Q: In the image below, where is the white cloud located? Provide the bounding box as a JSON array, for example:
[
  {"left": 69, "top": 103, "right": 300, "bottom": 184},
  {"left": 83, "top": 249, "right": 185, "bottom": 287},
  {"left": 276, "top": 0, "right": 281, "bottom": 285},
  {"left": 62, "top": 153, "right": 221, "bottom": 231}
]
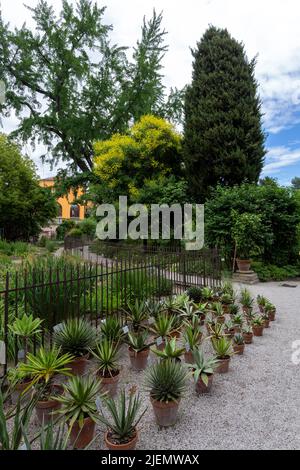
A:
[
  {"left": 1, "top": 0, "right": 300, "bottom": 175},
  {"left": 263, "top": 146, "right": 300, "bottom": 174}
]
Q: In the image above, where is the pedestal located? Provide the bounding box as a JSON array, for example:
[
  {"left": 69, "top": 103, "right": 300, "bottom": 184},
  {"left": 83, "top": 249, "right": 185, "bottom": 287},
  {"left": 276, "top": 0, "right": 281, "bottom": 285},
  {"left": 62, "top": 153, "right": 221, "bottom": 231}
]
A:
[{"left": 232, "top": 270, "right": 259, "bottom": 285}]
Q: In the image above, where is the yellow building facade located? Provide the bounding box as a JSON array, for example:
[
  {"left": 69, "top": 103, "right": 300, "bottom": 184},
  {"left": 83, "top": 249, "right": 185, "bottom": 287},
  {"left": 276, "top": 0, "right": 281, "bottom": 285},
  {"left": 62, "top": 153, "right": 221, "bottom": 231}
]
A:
[{"left": 39, "top": 177, "right": 86, "bottom": 222}]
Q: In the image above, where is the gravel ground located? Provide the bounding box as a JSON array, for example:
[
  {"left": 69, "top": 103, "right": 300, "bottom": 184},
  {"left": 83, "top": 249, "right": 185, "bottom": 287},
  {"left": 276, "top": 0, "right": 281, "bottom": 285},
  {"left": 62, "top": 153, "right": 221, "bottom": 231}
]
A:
[{"left": 6, "top": 281, "right": 300, "bottom": 450}]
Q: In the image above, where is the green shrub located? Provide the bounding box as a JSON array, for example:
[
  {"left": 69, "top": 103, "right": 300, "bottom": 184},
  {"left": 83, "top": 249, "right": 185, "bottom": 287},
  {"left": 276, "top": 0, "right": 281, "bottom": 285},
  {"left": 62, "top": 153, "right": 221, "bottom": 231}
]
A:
[
  {"left": 77, "top": 218, "right": 97, "bottom": 238},
  {"left": 0, "top": 240, "right": 31, "bottom": 257},
  {"left": 56, "top": 220, "right": 76, "bottom": 241},
  {"left": 252, "top": 261, "right": 300, "bottom": 282}
]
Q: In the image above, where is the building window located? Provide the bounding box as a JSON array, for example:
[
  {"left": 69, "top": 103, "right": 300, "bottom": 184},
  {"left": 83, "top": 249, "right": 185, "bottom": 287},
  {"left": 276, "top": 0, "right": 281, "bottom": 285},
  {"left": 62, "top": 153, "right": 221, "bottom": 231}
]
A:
[
  {"left": 70, "top": 204, "right": 80, "bottom": 219},
  {"left": 57, "top": 203, "right": 63, "bottom": 218}
]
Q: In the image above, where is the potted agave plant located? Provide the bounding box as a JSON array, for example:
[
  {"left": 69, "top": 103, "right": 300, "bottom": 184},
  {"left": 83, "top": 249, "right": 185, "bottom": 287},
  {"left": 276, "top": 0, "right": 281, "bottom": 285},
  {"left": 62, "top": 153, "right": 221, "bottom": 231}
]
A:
[
  {"left": 257, "top": 295, "right": 267, "bottom": 313},
  {"left": 252, "top": 316, "right": 264, "bottom": 337},
  {"left": 265, "top": 302, "right": 276, "bottom": 322},
  {"left": 189, "top": 348, "right": 219, "bottom": 394},
  {"left": 99, "top": 389, "right": 146, "bottom": 451},
  {"left": 240, "top": 289, "right": 254, "bottom": 315},
  {"left": 186, "top": 287, "right": 203, "bottom": 304},
  {"left": 149, "top": 313, "right": 176, "bottom": 350},
  {"left": 228, "top": 304, "right": 239, "bottom": 317},
  {"left": 243, "top": 325, "right": 254, "bottom": 344},
  {"left": 19, "top": 346, "right": 73, "bottom": 424},
  {"left": 151, "top": 337, "right": 185, "bottom": 362},
  {"left": 201, "top": 287, "right": 215, "bottom": 302},
  {"left": 232, "top": 333, "right": 245, "bottom": 355},
  {"left": 90, "top": 339, "right": 120, "bottom": 397},
  {"left": 144, "top": 359, "right": 187, "bottom": 427},
  {"left": 124, "top": 300, "right": 148, "bottom": 332},
  {"left": 53, "top": 318, "right": 97, "bottom": 376},
  {"left": 54, "top": 375, "right": 102, "bottom": 449},
  {"left": 182, "top": 320, "right": 203, "bottom": 364},
  {"left": 127, "top": 330, "right": 151, "bottom": 371},
  {"left": 211, "top": 337, "right": 234, "bottom": 374},
  {"left": 100, "top": 315, "right": 125, "bottom": 345},
  {"left": 8, "top": 313, "right": 43, "bottom": 403},
  {"left": 224, "top": 320, "right": 235, "bottom": 339},
  {"left": 262, "top": 311, "right": 270, "bottom": 329},
  {"left": 221, "top": 293, "right": 233, "bottom": 315},
  {"left": 232, "top": 313, "right": 244, "bottom": 333},
  {"left": 211, "top": 302, "right": 226, "bottom": 324}
]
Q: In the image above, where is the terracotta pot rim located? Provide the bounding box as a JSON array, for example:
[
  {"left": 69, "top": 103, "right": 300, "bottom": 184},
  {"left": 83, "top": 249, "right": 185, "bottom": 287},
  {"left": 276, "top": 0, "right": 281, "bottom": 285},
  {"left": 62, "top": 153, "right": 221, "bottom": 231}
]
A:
[
  {"left": 98, "top": 370, "right": 120, "bottom": 381},
  {"left": 68, "top": 416, "right": 94, "bottom": 428},
  {"left": 104, "top": 429, "right": 138, "bottom": 449},
  {"left": 217, "top": 356, "right": 231, "bottom": 361},
  {"left": 128, "top": 346, "right": 150, "bottom": 355},
  {"left": 36, "top": 384, "right": 64, "bottom": 407},
  {"left": 150, "top": 396, "right": 180, "bottom": 408}
]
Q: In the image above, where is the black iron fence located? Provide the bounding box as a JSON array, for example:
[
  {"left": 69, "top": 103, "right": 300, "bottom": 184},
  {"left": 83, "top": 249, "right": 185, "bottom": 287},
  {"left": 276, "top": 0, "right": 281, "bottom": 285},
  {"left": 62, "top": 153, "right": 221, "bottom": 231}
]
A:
[{"left": 0, "top": 247, "right": 221, "bottom": 375}]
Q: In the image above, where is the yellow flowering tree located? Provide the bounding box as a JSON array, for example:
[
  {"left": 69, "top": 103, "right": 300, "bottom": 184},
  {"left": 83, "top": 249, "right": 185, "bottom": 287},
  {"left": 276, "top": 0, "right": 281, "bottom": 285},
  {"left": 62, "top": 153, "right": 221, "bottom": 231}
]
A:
[{"left": 93, "top": 115, "right": 183, "bottom": 203}]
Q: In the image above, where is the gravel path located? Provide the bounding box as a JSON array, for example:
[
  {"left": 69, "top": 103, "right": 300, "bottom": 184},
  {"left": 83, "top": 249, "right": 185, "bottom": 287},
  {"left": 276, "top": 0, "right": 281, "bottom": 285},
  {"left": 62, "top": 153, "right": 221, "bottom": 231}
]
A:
[{"left": 6, "top": 281, "right": 300, "bottom": 450}]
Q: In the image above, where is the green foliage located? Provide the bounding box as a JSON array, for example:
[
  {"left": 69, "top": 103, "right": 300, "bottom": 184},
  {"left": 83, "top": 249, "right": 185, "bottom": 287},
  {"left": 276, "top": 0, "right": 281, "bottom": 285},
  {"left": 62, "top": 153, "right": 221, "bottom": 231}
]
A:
[
  {"left": 0, "top": 2, "right": 183, "bottom": 174},
  {"left": 233, "top": 333, "right": 245, "bottom": 345},
  {"left": 90, "top": 339, "right": 120, "bottom": 377},
  {"left": 205, "top": 183, "right": 300, "bottom": 266},
  {"left": 186, "top": 287, "right": 203, "bottom": 303},
  {"left": 19, "top": 346, "right": 74, "bottom": 388},
  {"left": 100, "top": 316, "right": 124, "bottom": 345},
  {"left": 252, "top": 262, "right": 300, "bottom": 282},
  {"left": 98, "top": 389, "right": 146, "bottom": 444},
  {"left": 56, "top": 220, "right": 76, "bottom": 241},
  {"left": 183, "top": 322, "right": 203, "bottom": 349},
  {"left": 232, "top": 211, "right": 264, "bottom": 259},
  {"left": 0, "top": 240, "right": 32, "bottom": 256},
  {"left": 189, "top": 348, "right": 219, "bottom": 386},
  {"left": 240, "top": 288, "right": 254, "bottom": 308},
  {"left": 54, "top": 376, "right": 102, "bottom": 428},
  {"left": 144, "top": 359, "right": 188, "bottom": 403},
  {"left": 211, "top": 336, "right": 233, "bottom": 359},
  {"left": 291, "top": 177, "right": 300, "bottom": 190},
  {"left": 151, "top": 337, "right": 185, "bottom": 361},
  {"left": 0, "top": 134, "right": 57, "bottom": 241},
  {"left": 9, "top": 314, "right": 42, "bottom": 339},
  {"left": 150, "top": 313, "right": 176, "bottom": 338},
  {"left": 127, "top": 330, "right": 150, "bottom": 353},
  {"left": 53, "top": 318, "right": 97, "bottom": 357},
  {"left": 93, "top": 115, "right": 182, "bottom": 205},
  {"left": 183, "top": 26, "right": 265, "bottom": 201},
  {"left": 123, "top": 300, "right": 148, "bottom": 332}
]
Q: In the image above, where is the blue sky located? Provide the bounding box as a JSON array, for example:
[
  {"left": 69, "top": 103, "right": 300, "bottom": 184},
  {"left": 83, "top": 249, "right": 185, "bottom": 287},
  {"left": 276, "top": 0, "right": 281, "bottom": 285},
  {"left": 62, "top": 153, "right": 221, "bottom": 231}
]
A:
[{"left": 1, "top": 0, "right": 300, "bottom": 185}]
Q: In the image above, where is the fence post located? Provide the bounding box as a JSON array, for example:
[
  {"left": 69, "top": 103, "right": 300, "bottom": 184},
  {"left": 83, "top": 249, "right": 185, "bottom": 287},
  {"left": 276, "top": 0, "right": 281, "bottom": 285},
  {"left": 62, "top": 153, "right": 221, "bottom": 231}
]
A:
[
  {"left": 183, "top": 252, "right": 187, "bottom": 290},
  {"left": 3, "top": 272, "right": 9, "bottom": 376}
]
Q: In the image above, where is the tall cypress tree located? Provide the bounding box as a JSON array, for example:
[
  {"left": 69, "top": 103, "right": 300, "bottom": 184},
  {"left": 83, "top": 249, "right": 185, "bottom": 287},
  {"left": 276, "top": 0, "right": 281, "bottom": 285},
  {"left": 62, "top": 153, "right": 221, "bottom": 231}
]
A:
[{"left": 183, "top": 26, "right": 266, "bottom": 202}]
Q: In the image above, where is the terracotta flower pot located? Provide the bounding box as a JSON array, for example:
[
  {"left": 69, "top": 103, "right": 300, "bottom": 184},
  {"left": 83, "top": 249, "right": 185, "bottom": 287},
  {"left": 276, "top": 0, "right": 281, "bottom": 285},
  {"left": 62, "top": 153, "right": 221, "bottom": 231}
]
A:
[
  {"left": 225, "top": 329, "right": 235, "bottom": 339},
  {"left": 98, "top": 370, "right": 120, "bottom": 397},
  {"left": 242, "top": 306, "right": 251, "bottom": 315},
  {"left": 150, "top": 397, "right": 180, "bottom": 427},
  {"left": 253, "top": 325, "right": 264, "bottom": 337},
  {"left": 217, "top": 316, "right": 225, "bottom": 325},
  {"left": 222, "top": 304, "right": 230, "bottom": 315},
  {"left": 259, "top": 305, "right": 265, "bottom": 313},
  {"left": 105, "top": 429, "right": 138, "bottom": 451},
  {"left": 233, "top": 343, "right": 245, "bottom": 355},
  {"left": 263, "top": 319, "right": 270, "bottom": 329},
  {"left": 243, "top": 332, "right": 253, "bottom": 344},
  {"left": 35, "top": 384, "right": 64, "bottom": 425},
  {"left": 69, "top": 417, "right": 95, "bottom": 449},
  {"left": 129, "top": 347, "right": 150, "bottom": 371},
  {"left": 184, "top": 350, "right": 194, "bottom": 364},
  {"left": 199, "top": 314, "right": 206, "bottom": 326},
  {"left": 170, "top": 330, "right": 181, "bottom": 339},
  {"left": 156, "top": 340, "right": 166, "bottom": 351},
  {"left": 236, "top": 259, "right": 251, "bottom": 272},
  {"left": 269, "top": 311, "right": 276, "bottom": 322},
  {"left": 195, "top": 374, "right": 213, "bottom": 394},
  {"left": 68, "top": 354, "right": 89, "bottom": 376},
  {"left": 11, "top": 379, "right": 32, "bottom": 405},
  {"left": 215, "top": 357, "right": 230, "bottom": 374},
  {"left": 234, "top": 326, "right": 242, "bottom": 333}
]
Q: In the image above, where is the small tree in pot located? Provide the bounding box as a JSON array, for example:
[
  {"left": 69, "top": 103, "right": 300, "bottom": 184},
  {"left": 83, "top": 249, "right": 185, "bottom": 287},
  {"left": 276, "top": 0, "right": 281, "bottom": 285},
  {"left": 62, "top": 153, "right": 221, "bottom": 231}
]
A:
[
  {"left": 99, "top": 389, "right": 147, "bottom": 451},
  {"left": 127, "top": 331, "right": 151, "bottom": 371},
  {"left": 189, "top": 348, "right": 219, "bottom": 394},
  {"left": 144, "top": 359, "right": 187, "bottom": 427},
  {"left": 19, "top": 346, "right": 73, "bottom": 424},
  {"left": 53, "top": 319, "right": 97, "bottom": 375},
  {"left": 211, "top": 337, "right": 234, "bottom": 374},
  {"left": 90, "top": 339, "right": 120, "bottom": 397},
  {"left": 54, "top": 375, "right": 102, "bottom": 449},
  {"left": 232, "top": 212, "right": 263, "bottom": 272}
]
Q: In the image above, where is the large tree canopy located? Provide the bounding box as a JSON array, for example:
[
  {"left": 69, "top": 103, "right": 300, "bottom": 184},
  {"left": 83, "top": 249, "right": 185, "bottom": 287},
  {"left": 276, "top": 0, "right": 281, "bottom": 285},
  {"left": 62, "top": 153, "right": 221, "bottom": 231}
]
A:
[
  {"left": 183, "top": 26, "right": 266, "bottom": 202},
  {"left": 0, "top": 0, "right": 184, "bottom": 175},
  {"left": 0, "top": 134, "right": 57, "bottom": 241},
  {"left": 92, "top": 114, "right": 183, "bottom": 205}
]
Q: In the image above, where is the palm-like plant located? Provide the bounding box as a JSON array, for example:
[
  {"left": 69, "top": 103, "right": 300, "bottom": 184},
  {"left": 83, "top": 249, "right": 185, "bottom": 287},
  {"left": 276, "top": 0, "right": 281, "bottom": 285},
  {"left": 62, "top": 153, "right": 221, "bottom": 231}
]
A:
[
  {"left": 257, "top": 295, "right": 268, "bottom": 308},
  {"left": 228, "top": 304, "right": 239, "bottom": 316},
  {"left": 9, "top": 314, "right": 43, "bottom": 363},
  {"left": 233, "top": 333, "right": 245, "bottom": 345},
  {"left": 144, "top": 359, "right": 188, "bottom": 403},
  {"left": 252, "top": 315, "right": 264, "bottom": 327},
  {"left": 151, "top": 337, "right": 185, "bottom": 361},
  {"left": 201, "top": 287, "right": 214, "bottom": 301},
  {"left": 211, "top": 302, "right": 224, "bottom": 318},
  {"left": 146, "top": 300, "right": 164, "bottom": 318},
  {"left": 100, "top": 315, "right": 124, "bottom": 344},
  {"left": 183, "top": 324, "right": 203, "bottom": 350},
  {"left": 207, "top": 322, "right": 225, "bottom": 340},
  {"left": 127, "top": 330, "right": 151, "bottom": 353},
  {"left": 233, "top": 313, "right": 244, "bottom": 327},
  {"left": 19, "top": 346, "right": 73, "bottom": 393},
  {"left": 53, "top": 318, "right": 97, "bottom": 357},
  {"left": 240, "top": 288, "right": 254, "bottom": 309},
  {"left": 98, "top": 389, "right": 146, "bottom": 444},
  {"left": 124, "top": 300, "right": 148, "bottom": 331},
  {"left": 90, "top": 339, "right": 119, "bottom": 378},
  {"left": 211, "top": 337, "right": 234, "bottom": 359},
  {"left": 54, "top": 376, "right": 102, "bottom": 429},
  {"left": 149, "top": 313, "right": 176, "bottom": 339},
  {"left": 189, "top": 348, "right": 219, "bottom": 386}
]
